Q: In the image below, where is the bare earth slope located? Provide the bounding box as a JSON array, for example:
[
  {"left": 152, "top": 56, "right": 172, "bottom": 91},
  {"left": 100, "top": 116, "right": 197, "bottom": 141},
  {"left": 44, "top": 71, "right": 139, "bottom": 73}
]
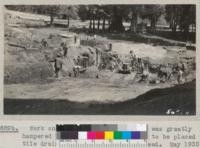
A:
[{"left": 4, "top": 81, "right": 195, "bottom": 115}]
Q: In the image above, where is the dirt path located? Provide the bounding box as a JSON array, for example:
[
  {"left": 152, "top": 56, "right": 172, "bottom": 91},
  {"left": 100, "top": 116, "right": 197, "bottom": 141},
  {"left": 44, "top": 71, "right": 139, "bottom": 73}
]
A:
[
  {"left": 5, "top": 73, "right": 171, "bottom": 102},
  {"left": 140, "top": 34, "right": 195, "bottom": 48},
  {"left": 112, "top": 41, "right": 167, "bottom": 60}
]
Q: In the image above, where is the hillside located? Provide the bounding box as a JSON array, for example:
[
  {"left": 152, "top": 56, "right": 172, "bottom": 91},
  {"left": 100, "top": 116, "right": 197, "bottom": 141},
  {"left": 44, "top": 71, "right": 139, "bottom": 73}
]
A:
[{"left": 4, "top": 80, "right": 196, "bottom": 115}]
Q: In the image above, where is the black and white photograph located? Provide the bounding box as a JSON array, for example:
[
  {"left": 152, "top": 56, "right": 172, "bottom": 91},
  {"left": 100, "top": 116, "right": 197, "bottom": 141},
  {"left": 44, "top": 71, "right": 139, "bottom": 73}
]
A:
[{"left": 3, "top": 4, "right": 196, "bottom": 115}]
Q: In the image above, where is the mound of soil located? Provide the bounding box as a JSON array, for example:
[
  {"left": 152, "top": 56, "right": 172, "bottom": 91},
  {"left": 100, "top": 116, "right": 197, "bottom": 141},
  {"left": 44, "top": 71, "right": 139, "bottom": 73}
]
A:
[{"left": 5, "top": 62, "right": 54, "bottom": 84}]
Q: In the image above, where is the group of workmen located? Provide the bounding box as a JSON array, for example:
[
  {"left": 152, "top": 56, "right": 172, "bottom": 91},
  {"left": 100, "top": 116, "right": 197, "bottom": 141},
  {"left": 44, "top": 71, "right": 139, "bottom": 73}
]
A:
[
  {"left": 48, "top": 41, "right": 82, "bottom": 78},
  {"left": 48, "top": 42, "right": 69, "bottom": 78},
  {"left": 45, "top": 36, "right": 185, "bottom": 84},
  {"left": 128, "top": 50, "right": 185, "bottom": 84}
]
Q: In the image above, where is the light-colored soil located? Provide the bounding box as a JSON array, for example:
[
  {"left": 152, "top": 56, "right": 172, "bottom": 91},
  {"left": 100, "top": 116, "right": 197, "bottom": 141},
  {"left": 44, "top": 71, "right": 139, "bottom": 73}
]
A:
[
  {"left": 5, "top": 73, "right": 171, "bottom": 102},
  {"left": 4, "top": 9, "right": 196, "bottom": 104}
]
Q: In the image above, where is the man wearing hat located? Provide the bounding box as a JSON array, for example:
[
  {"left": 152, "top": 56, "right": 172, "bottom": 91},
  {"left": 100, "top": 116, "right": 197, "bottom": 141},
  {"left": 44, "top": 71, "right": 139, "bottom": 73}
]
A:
[{"left": 49, "top": 52, "right": 63, "bottom": 78}]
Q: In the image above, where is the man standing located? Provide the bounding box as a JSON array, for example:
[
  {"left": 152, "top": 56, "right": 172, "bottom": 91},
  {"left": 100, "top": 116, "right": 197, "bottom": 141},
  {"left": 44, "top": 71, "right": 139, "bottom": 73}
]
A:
[
  {"left": 61, "top": 42, "right": 68, "bottom": 57},
  {"left": 41, "top": 39, "right": 48, "bottom": 47},
  {"left": 73, "top": 66, "right": 80, "bottom": 77},
  {"left": 77, "top": 56, "right": 81, "bottom": 66},
  {"left": 139, "top": 68, "right": 149, "bottom": 83},
  {"left": 130, "top": 50, "right": 136, "bottom": 69},
  {"left": 74, "top": 35, "right": 77, "bottom": 44},
  {"left": 49, "top": 53, "right": 63, "bottom": 78},
  {"left": 177, "top": 68, "right": 183, "bottom": 84}
]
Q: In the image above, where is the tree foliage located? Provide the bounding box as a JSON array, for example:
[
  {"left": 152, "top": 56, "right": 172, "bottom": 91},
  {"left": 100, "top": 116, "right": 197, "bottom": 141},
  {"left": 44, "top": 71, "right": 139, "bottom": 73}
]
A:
[
  {"left": 6, "top": 4, "right": 196, "bottom": 34},
  {"left": 165, "top": 5, "right": 196, "bottom": 34},
  {"left": 142, "top": 5, "right": 165, "bottom": 28}
]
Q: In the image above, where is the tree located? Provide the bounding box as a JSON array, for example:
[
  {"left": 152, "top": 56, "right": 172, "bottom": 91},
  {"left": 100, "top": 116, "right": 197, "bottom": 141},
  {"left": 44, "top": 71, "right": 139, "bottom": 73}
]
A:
[
  {"left": 142, "top": 5, "right": 165, "bottom": 29},
  {"left": 102, "top": 12, "right": 106, "bottom": 31},
  {"left": 179, "top": 5, "right": 195, "bottom": 36},
  {"left": 92, "top": 10, "right": 96, "bottom": 30},
  {"left": 129, "top": 5, "right": 143, "bottom": 32},
  {"left": 165, "top": 4, "right": 196, "bottom": 36},
  {"left": 78, "top": 5, "right": 106, "bottom": 31},
  {"left": 108, "top": 5, "right": 127, "bottom": 32},
  {"left": 58, "top": 5, "right": 79, "bottom": 27},
  {"left": 165, "top": 5, "right": 181, "bottom": 33},
  {"left": 89, "top": 11, "right": 92, "bottom": 30},
  {"left": 78, "top": 5, "right": 89, "bottom": 21},
  {"left": 97, "top": 10, "right": 101, "bottom": 31},
  {"left": 100, "top": 5, "right": 112, "bottom": 31},
  {"left": 42, "top": 5, "right": 60, "bottom": 26},
  {"left": 67, "top": 7, "right": 71, "bottom": 26},
  {"left": 87, "top": 5, "right": 97, "bottom": 31}
]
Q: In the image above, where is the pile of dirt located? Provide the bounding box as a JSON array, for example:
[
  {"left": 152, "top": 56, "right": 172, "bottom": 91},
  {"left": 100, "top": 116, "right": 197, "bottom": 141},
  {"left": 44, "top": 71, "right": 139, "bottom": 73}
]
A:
[
  {"left": 5, "top": 27, "right": 37, "bottom": 48},
  {"left": 81, "top": 66, "right": 137, "bottom": 86},
  {"left": 5, "top": 62, "right": 54, "bottom": 84},
  {"left": 5, "top": 10, "right": 48, "bottom": 28},
  {"left": 4, "top": 27, "right": 55, "bottom": 84},
  {"left": 80, "top": 37, "right": 110, "bottom": 51},
  {"left": 5, "top": 23, "right": 100, "bottom": 83}
]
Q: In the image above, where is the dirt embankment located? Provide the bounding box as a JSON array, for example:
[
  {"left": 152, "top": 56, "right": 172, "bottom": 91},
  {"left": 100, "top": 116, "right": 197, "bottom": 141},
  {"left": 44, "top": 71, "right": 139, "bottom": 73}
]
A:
[
  {"left": 5, "top": 27, "right": 53, "bottom": 84},
  {"left": 4, "top": 25, "right": 100, "bottom": 84},
  {"left": 4, "top": 80, "right": 195, "bottom": 115}
]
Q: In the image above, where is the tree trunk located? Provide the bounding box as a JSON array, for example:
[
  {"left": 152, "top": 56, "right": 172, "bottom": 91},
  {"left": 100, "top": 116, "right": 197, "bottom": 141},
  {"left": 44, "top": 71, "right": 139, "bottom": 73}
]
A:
[
  {"left": 92, "top": 17, "right": 95, "bottom": 30},
  {"left": 97, "top": 17, "right": 100, "bottom": 31},
  {"left": 182, "top": 5, "right": 191, "bottom": 40},
  {"left": 172, "top": 20, "right": 177, "bottom": 33},
  {"left": 108, "top": 19, "right": 111, "bottom": 26},
  {"left": 130, "top": 11, "right": 138, "bottom": 33},
  {"left": 150, "top": 17, "right": 156, "bottom": 31},
  {"left": 191, "top": 24, "right": 193, "bottom": 32},
  {"left": 183, "top": 23, "right": 190, "bottom": 40},
  {"left": 102, "top": 16, "right": 106, "bottom": 31},
  {"left": 67, "top": 16, "right": 70, "bottom": 27},
  {"left": 108, "top": 15, "right": 124, "bottom": 32},
  {"left": 172, "top": 26, "right": 177, "bottom": 33},
  {"left": 89, "top": 17, "right": 92, "bottom": 30},
  {"left": 108, "top": 7, "right": 125, "bottom": 32},
  {"left": 171, "top": 6, "right": 177, "bottom": 34},
  {"left": 50, "top": 15, "right": 54, "bottom": 26}
]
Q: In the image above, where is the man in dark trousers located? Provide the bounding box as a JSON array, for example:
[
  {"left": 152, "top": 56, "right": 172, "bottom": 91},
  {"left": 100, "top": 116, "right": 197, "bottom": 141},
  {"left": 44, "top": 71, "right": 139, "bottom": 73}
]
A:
[
  {"left": 61, "top": 42, "right": 68, "bottom": 57},
  {"left": 49, "top": 53, "right": 63, "bottom": 78},
  {"left": 130, "top": 50, "right": 136, "bottom": 69}
]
